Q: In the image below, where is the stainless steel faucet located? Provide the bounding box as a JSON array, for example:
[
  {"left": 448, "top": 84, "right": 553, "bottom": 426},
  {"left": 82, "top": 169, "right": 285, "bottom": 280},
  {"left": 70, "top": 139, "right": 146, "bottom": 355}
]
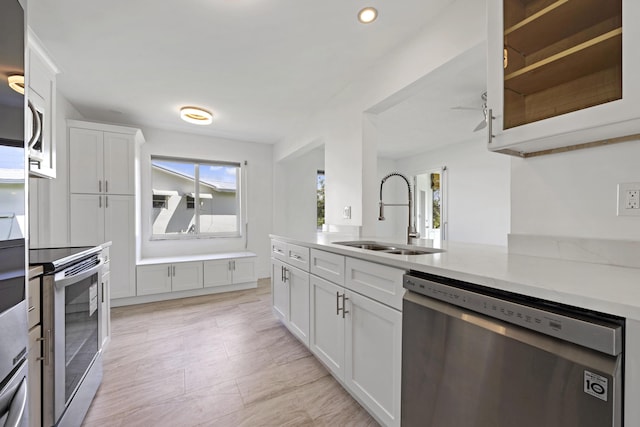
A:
[{"left": 378, "top": 172, "right": 420, "bottom": 244}]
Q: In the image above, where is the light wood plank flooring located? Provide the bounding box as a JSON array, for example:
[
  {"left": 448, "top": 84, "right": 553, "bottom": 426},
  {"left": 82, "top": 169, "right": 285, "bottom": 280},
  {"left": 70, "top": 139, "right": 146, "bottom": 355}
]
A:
[{"left": 82, "top": 279, "right": 379, "bottom": 426}]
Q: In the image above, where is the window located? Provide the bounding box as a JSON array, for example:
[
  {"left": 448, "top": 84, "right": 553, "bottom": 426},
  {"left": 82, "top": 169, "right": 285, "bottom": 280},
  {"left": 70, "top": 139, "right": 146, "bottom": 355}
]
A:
[
  {"left": 317, "top": 170, "right": 325, "bottom": 230},
  {"left": 150, "top": 156, "right": 242, "bottom": 238}
]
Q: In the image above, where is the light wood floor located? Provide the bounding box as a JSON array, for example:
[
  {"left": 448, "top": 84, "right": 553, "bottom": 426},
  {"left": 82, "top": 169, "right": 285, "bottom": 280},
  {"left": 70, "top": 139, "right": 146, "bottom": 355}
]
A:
[{"left": 82, "top": 279, "right": 379, "bottom": 426}]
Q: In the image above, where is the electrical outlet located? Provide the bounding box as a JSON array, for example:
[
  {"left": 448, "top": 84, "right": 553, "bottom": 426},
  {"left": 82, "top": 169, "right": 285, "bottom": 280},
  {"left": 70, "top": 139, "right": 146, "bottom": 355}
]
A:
[
  {"left": 617, "top": 183, "right": 640, "bottom": 216},
  {"left": 343, "top": 206, "right": 351, "bottom": 219}
]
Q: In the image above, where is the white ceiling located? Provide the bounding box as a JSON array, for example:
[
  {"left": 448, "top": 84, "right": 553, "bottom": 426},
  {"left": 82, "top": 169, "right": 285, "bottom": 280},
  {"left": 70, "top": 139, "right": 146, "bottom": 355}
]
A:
[
  {"left": 373, "top": 44, "right": 487, "bottom": 159},
  {"left": 29, "top": 0, "right": 458, "bottom": 147}
]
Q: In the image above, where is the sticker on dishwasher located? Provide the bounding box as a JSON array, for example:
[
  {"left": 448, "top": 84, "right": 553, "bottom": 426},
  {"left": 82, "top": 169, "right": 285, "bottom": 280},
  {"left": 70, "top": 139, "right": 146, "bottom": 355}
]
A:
[{"left": 584, "top": 370, "right": 608, "bottom": 401}]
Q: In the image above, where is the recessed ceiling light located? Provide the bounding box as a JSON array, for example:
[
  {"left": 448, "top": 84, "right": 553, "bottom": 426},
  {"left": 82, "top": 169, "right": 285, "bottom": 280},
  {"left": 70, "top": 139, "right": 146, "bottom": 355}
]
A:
[
  {"left": 358, "top": 7, "right": 378, "bottom": 24},
  {"left": 180, "top": 106, "right": 213, "bottom": 125},
  {"left": 8, "top": 75, "right": 25, "bottom": 94}
]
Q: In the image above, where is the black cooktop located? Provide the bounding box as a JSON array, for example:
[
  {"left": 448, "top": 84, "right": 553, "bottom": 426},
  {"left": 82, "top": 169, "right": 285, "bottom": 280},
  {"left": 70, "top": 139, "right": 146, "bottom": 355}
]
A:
[{"left": 29, "top": 246, "right": 102, "bottom": 273}]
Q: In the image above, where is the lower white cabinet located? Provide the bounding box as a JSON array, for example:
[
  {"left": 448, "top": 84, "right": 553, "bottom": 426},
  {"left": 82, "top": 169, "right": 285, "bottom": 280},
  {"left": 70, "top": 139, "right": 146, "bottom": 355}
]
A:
[
  {"left": 137, "top": 261, "right": 203, "bottom": 295},
  {"left": 272, "top": 258, "right": 310, "bottom": 345},
  {"left": 204, "top": 257, "right": 256, "bottom": 287},
  {"left": 309, "top": 267, "right": 402, "bottom": 427}
]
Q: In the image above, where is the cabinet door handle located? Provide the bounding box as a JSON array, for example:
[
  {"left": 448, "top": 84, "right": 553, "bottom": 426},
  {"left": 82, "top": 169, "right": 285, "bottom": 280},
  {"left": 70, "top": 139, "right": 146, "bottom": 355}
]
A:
[
  {"left": 172, "top": 266, "right": 176, "bottom": 276},
  {"left": 487, "top": 108, "right": 495, "bottom": 145},
  {"left": 105, "top": 180, "right": 109, "bottom": 193},
  {"left": 233, "top": 260, "right": 236, "bottom": 270},
  {"left": 105, "top": 195, "right": 109, "bottom": 208},
  {"left": 99, "top": 180, "right": 102, "bottom": 192},
  {"left": 98, "top": 196, "right": 102, "bottom": 208},
  {"left": 168, "top": 266, "right": 171, "bottom": 277},
  {"left": 336, "top": 291, "right": 340, "bottom": 316},
  {"left": 38, "top": 330, "right": 51, "bottom": 366},
  {"left": 283, "top": 267, "right": 289, "bottom": 283},
  {"left": 342, "top": 293, "right": 349, "bottom": 319},
  {"left": 102, "top": 282, "right": 105, "bottom": 303}
]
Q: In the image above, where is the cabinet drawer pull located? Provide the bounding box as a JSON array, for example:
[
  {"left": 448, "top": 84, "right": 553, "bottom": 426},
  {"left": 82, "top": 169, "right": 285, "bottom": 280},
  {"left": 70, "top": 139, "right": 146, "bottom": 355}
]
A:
[
  {"left": 105, "top": 180, "right": 109, "bottom": 193},
  {"left": 342, "top": 293, "right": 349, "bottom": 319},
  {"left": 28, "top": 306, "right": 36, "bottom": 313},
  {"left": 291, "top": 254, "right": 302, "bottom": 260},
  {"left": 106, "top": 195, "right": 109, "bottom": 208},
  {"left": 487, "top": 108, "right": 495, "bottom": 145},
  {"left": 98, "top": 196, "right": 102, "bottom": 208},
  {"left": 168, "top": 266, "right": 171, "bottom": 277},
  {"left": 336, "top": 291, "right": 340, "bottom": 315},
  {"left": 99, "top": 180, "right": 102, "bottom": 192}
]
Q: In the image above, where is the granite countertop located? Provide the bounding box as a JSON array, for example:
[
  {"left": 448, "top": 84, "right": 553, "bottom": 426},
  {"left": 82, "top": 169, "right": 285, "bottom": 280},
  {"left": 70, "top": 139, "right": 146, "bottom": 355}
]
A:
[{"left": 271, "top": 233, "right": 640, "bottom": 320}]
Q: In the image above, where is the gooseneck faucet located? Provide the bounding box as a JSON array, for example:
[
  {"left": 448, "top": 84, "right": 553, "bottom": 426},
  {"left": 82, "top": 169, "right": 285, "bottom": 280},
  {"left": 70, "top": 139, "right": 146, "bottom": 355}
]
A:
[{"left": 378, "top": 172, "right": 420, "bottom": 244}]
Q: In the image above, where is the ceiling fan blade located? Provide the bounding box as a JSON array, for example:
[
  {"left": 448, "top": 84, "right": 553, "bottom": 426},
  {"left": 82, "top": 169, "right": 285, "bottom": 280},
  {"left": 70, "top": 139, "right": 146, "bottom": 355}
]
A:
[{"left": 473, "top": 119, "right": 487, "bottom": 132}]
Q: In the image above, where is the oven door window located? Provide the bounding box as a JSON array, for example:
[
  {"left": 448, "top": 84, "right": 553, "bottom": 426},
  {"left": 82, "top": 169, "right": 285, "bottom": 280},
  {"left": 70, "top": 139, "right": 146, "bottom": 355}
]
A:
[{"left": 65, "top": 272, "right": 99, "bottom": 402}]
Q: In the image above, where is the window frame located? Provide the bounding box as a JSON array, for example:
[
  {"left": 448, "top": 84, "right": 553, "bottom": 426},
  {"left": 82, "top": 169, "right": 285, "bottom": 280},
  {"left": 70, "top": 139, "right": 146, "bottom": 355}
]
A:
[{"left": 149, "top": 155, "right": 243, "bottom": 240}]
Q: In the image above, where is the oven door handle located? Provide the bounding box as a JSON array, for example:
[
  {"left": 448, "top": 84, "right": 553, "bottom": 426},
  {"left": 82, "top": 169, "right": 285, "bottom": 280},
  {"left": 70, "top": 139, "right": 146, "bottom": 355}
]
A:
[
  {"left": 0, "top": 376, "right": 27, "bottom": 427},
  {"left": 54, "top": 258, "right": 105, "bottom": 290}
]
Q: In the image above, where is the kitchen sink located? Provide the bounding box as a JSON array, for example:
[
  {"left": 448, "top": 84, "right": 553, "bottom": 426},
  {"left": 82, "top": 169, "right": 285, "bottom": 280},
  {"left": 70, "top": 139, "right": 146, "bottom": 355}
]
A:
[{"left": 333, "top": 241, "right": 444, "bottom": 255}]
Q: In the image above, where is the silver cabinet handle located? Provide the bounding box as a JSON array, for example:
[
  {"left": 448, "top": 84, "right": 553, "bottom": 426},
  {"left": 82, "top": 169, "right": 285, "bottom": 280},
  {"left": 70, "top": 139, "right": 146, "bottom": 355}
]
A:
[
  {"left": 172, "top": 266, "right": 176, "bottom": 276},
  {"left": 168, "top": 266, "right": 171, "bottom": 277},
  {"left": 336, "top": 291, "right": 340, "bottom": 316},
  {"left": 99, "top": 180, "right": 102, "bottom": 192},
  {"left": 342, "top": 293, "right": 349, "bottom": 318},
  {"left": 283, "top": 267, "right": 289, "bottom": 283},
  {"left": 233, "top": 260, "right": 236, "bottom": 270},
  {"left": 38, "top": 329, "right": 51, "bottom": 366},
  {"left": 98, "top": 196, "right": 102, "bottom": 208},
  {"left": 487, "top": 108, "right": 495, "bottom": 145},
  {"left": 105, "top": 195, "right": 109, "bottom": 208},
  {"left": 102, "top": 282, "right": 105, "bottom": 303},
  {"left": 105, "top": 180, "right": 109, "bottom": 193},
  {"left": 281, "top": 265, "right": 284, "bottom": 282},
  {"left": 27, "top": 101, "right": 41, "bottom": 150},
  {"left": 292, "top": 254, "right": 302, "bottom": 260}
]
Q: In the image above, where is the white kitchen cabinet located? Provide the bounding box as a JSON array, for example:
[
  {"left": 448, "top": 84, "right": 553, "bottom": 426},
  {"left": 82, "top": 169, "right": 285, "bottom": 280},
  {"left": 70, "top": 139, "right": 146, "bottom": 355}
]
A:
[
  {"left": 345, "top": 290, "right": 402, "bottom": 427},
  {"left": 271, "top": 257, "right": 311, "bottom": 345},
  {"left": 346, "top": 257, "right": 405, "bottom": 311},
  {"left": 309, "top": 275, "right": 345, "bottom": 378},
  {"left": 137, "top": 261, "right": 203, "bottom": 296},
  {"left": 487, "top": 0, "right": 640, "bottom": 156},
  {"left": 28, "top": 325, "right": 42, "bottom": 427},
  {"left": 68, "top": 128, "right": 135, "bottom": 195},
  {"left": 70, "top": 194, "right": 136, "bottom": 299},
  {"left": 203, "top": 257, "right": 256, "bottom": 288},
  {"left": 310, "top": 248, "right": 345, "bottom": 286},
  {"left": 272, "top": 259, "right": 288, "bottom": 322},
  {"left": 100, "top": 246, "right": 111, "bottom": 349},
  {"left": 27, "top": 30, "right": 59, "bottom": 179}
]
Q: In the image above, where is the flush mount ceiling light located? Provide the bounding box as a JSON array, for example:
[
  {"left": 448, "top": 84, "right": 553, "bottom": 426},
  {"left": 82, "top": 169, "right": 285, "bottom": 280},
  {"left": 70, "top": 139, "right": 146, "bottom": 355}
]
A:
[
  {"left": 8, "top": 74, "right": 25, "bottom": 94},
  {"left": 358, "top": 7, "right": 378, "bottom": 24},
  {"left": 180, "top": 106, "right": 213, "bottom": 125}
]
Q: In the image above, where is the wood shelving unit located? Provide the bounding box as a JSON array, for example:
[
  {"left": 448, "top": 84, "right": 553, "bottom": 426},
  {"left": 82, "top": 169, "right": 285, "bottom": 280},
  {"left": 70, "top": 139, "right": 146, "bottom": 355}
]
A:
[{"left": 502, "top": 0, "right": 622, "bottom": 129}]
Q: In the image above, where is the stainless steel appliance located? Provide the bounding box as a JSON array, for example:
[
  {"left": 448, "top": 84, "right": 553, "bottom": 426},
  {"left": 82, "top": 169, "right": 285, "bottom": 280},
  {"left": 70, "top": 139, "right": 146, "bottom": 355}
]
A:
[
  {"left": 0, "top": 241, "right": 28, "bottom": 427},
  {"left": 31, "top": 246, "right": 104, "bottom": 427},
  {"left": 402, "top": 271, "right": 624, "bottom": 427},
  {"left": 0, "top": 0, "right": 28, "bottom": 425}
]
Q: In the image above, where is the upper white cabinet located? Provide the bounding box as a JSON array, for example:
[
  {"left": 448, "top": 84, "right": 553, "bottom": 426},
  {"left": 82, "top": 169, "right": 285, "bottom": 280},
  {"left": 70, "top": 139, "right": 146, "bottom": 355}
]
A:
[
  {"left": 487, "top": 0, "right": 640, "bottom": 156},
  {"left": 69, "top": 126, "right": 137, "bottom": 195},
  {"left": 27, "top": 30, "right": 59, "bottom": 178}
]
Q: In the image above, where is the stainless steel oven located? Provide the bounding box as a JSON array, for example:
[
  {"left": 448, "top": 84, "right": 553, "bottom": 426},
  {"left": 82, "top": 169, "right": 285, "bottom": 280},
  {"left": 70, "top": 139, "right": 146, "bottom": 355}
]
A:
[
  {"left": 0, "top": 240, "right": 28, "bottom": 427},
  {"left": 36, "top": 246, "right": 104, "bottom": 427},
  {"left": 402, "top": 271, "right": 624, "bottom": 427}
]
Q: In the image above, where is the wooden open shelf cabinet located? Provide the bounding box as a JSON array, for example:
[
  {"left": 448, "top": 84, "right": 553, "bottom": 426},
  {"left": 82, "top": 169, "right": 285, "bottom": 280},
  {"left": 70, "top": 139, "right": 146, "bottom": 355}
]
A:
[{"left": 503, "top": 0, "right": 622, "bottom": 129}]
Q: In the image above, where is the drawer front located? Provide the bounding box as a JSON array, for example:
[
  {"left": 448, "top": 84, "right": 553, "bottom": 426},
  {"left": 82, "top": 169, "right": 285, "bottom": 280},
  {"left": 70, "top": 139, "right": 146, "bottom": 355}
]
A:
[
  {"left": 286, "top": 243, "right": 310, "bottom": 271},
  {"left": 271, "top": 239, "right": 287, "bottom": 262},
  {"left": 310, "top": 249, "right": 345, "bottom": 286},
  {"left": 28, "top": 277, "right": 41, "bottom": 329},
  {"left": 346, "top": 258, "right": 405, "bottom": 311}
]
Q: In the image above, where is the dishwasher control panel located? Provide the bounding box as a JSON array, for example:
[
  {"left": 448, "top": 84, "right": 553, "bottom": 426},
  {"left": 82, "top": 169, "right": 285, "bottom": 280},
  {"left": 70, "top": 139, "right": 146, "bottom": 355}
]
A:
[{"left": 403, "top": 274, "right": 622, "bottom": 356}]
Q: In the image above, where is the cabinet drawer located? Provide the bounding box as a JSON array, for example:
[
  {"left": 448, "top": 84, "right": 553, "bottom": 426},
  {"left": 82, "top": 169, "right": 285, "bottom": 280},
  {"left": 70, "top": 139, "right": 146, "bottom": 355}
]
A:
[
  {"left": 310, "top": 249, "right": 345, "bottom": 286},
  {"left": 346, "top": 258, "right": 405, "bottom": 311},
  {"left": 28, "top": 277, "right": 41, "bottom": 329},
  {"left": 286, "top": 243, "right": 310, "bottom": 271},
  {"left": 272, "top": 240, "right": 287, "bottom": 262}
]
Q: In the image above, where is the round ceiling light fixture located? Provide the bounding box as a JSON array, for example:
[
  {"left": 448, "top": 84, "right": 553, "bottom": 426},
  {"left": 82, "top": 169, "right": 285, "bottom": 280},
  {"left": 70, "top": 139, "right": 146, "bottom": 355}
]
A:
[
  {"left": 180, "top": 106, "right": 213, "bottom": 125},
  {"left": 358, "top": 7, "right": 378, "bottom": 24},
  {"left": 8, "top": 75, "right": 25, "bottom": 94}
]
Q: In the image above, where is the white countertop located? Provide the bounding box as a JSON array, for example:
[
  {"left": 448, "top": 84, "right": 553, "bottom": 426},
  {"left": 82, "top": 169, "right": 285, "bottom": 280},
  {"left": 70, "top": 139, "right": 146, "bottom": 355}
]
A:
[
  {"left": 271, "top": 234, "right": 640, "bottom": 320},
  {"left": 137, "top": 251, "right": 256, "bottom": 266}
]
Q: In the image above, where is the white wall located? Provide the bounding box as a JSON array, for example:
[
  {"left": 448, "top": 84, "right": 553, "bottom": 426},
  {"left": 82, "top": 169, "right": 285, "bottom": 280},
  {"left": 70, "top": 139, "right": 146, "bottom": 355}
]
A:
[
  {"left": 392, "top": 138, "right": 511, "bottom": 246},
  {"left": 273, "top": 0, "right": 487, "bottom": 230},
  {"left": 273, "top": 145, "right": 324, "bottom": 238},
  {"left": 139, "top": 128, "right": 273, "bottom": 278},
  {"left": 511, "top": 140, "right": 640, "bottom": 240}
]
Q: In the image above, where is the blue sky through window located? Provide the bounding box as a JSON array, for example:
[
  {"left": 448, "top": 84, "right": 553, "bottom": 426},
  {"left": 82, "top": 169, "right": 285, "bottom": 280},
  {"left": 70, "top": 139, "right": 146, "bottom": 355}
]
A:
[{"left": 152, "top": 159, "right": 237, "bottom": 188}]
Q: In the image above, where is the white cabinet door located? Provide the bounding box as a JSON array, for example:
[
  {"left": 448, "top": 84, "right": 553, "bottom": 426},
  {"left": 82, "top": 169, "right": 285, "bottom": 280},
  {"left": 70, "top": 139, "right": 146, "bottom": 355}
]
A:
[
  {"left": 172, "top": 261, "right": 203, "bottom": 291},
  {"left": 104, "top": 195, "right": 136, "bottom": 299},
  {"left": 69, "top": 128, "right": 104, "bottom": 194},
  {"left": 309, "top": 275, "right": 344, "bottom": 379},
  {"left": 103, "top": 132, "right": 135, "bottom": 195},
  {"left": 346, "top": 257, "right": 405, "bottom": 311},
  {"left": 203, "top": 259, "right": 232, "bottom": 288},
  {"left": 345, "top": 290, "right": 402, "bottom": 427},
  {"left": 69, "top": 194, "right": 105, "bottom": 245},
  {"left": 100, "top": 269, "right": 110, "bottom": 348},
  {"left": 310, "top": 249, "right": 345, "bottom": 286},
  {"left": 232, "top": 257, "right": 256, "bottom": 284},
  {"left": 28, "top": 325, "right": 42, "bottom": 427},
  {"left": 137, "top": 264, "right": 172, "bottom": 296},
  {"left": 287, "top": 266, "right": 310, "bottom": 346},
  {"left": 271, "top": 259, "right": 288, "bottom": 323}
]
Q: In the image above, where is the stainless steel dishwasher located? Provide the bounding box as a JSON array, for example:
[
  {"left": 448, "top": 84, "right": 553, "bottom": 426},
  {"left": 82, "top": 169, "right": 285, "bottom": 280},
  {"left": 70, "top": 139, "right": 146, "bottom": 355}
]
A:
[{"left": 402, "top": 271, "right": 624, "bottom": 427}]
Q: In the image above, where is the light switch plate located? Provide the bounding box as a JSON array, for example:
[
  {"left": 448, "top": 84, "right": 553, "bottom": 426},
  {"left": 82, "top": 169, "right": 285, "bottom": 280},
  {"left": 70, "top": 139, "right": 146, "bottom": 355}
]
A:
[
  {"left": 617, "top": 183, "right": 640, "bottom": 216},
  {"left": 343, "top": 206, "right": 351, "bottom": 219}
]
